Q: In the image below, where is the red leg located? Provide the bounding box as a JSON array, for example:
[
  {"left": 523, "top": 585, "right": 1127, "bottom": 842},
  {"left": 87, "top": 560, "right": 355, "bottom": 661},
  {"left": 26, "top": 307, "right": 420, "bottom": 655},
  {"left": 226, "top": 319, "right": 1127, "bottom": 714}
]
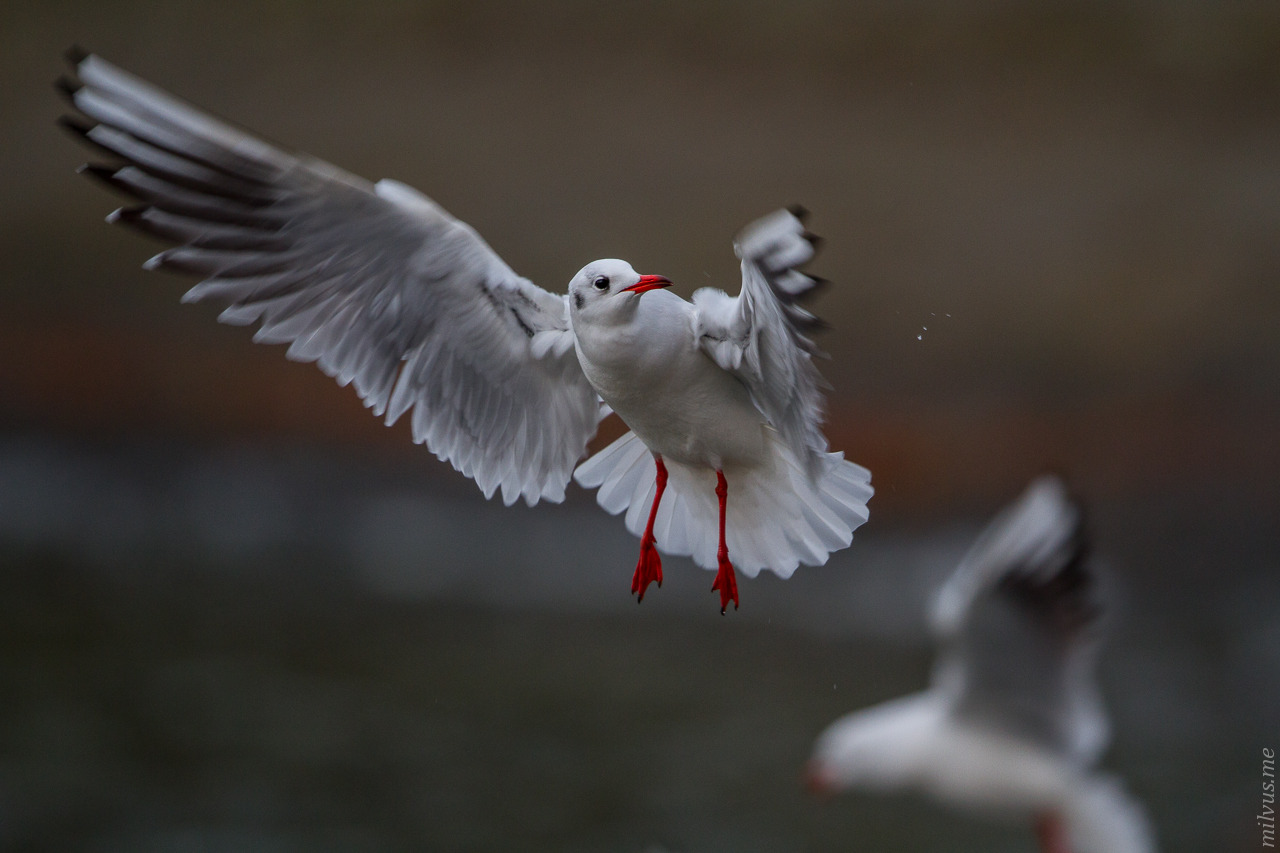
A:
[
  {"left": 710, "top": 470, "right": 739, "bottom": 613},
  {"left": 1034, "top": 813, "right": 1072, "bottom": 853},
  {"left": 632, "top": 456, "right": 667, "bottom": 602}
]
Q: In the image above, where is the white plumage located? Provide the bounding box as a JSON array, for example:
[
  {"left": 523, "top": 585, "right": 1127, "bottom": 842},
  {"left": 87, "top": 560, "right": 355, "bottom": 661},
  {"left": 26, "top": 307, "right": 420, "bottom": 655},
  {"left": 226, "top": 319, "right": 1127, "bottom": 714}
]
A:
[
  {"left": 61, "top": 51, "right": 871, "bottom": 609},
  {"left": 575, "top": 429, "right": 870, "bottom": 579}
]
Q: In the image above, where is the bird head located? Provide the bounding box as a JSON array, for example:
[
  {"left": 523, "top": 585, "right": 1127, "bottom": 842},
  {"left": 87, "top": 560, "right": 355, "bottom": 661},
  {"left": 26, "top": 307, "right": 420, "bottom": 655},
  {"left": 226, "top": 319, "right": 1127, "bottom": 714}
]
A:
[
  {"left": 806, "top": 697, "right": 938, "bottom": 797},
  {"left": 806, "top": 715, "right": 880, "bottom": 795},
  {"left": 568, "top": 259, "right": 671, "bottom": 322}
]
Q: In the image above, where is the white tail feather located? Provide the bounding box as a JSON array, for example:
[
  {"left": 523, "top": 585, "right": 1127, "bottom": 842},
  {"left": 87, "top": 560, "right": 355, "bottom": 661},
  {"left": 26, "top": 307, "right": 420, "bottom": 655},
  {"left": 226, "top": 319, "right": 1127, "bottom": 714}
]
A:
[{"left": 574, "top": 430, "right": 872, "bottom": 578}]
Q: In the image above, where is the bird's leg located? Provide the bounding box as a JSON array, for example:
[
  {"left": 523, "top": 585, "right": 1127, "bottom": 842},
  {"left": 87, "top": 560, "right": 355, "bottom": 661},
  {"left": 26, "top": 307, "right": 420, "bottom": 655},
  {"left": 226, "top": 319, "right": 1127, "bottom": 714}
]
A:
[
  {"left": 1033, "top": 813, "right": 1072, "bottom": 853},
  {"left": 711, "top": 470, "right": 739, "bottom": 613},
  {"left": 632, "top": 455, "right": 667, "bottom": 602}
]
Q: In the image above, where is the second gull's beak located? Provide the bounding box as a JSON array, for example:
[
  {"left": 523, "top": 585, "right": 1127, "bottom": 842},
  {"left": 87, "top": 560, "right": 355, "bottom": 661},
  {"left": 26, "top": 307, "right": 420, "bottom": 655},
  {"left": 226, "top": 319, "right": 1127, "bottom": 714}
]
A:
[{"left": 803, "top": 760, "right": 837, "bottom": 800}]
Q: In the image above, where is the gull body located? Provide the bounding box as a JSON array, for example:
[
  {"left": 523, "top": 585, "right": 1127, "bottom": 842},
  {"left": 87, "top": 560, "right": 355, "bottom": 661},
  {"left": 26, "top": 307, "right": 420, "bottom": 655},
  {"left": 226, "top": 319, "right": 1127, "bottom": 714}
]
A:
[
  {"left": 59, "top": 51, "right": 873, "bottom": 610},
  {"left": 572, "top": 274, "right": 766, "bottom": 469}
]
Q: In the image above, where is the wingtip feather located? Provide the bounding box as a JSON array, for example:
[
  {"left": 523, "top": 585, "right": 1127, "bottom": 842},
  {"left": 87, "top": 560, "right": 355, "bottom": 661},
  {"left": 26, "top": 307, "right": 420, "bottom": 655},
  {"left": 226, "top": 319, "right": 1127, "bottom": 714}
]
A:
[
  {"left": 57, "top": 114, "right": 93, "bottom": 141},
  {"left": 78, "top": 163, "right": 127, "bottom": 195},
  {"left": 65, "top": 45, "right": 89, "bottom": 67},
  {"left": 54, "top": 76, "right": 80, "bottom": 104}
]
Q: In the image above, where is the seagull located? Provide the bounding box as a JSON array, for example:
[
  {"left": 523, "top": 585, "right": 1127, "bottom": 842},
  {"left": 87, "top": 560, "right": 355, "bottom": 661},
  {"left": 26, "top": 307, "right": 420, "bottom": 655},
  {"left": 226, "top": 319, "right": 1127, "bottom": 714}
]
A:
[
  {"left": 806, "top": 476, "right": 1156, "bottom": 853},
  {"left": 58, "top": 50, "right": 873, "bottom": 612}
]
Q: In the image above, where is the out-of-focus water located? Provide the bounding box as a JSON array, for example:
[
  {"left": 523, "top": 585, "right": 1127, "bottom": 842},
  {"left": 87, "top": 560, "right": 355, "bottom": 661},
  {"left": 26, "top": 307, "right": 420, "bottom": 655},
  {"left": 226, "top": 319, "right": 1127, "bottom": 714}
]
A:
[{"left": 0, "top": 434, "right": 1272, "bottom": 851}]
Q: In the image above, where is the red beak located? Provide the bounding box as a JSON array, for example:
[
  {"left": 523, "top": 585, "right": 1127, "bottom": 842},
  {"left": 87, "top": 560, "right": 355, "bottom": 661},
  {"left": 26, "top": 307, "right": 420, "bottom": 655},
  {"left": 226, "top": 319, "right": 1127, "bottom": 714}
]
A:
[
  {"left": 621, "top": 274, "right": 672, "bottom": 294},
  {"left": 803, "top": 760, "right": 837, "bottom": 800}
]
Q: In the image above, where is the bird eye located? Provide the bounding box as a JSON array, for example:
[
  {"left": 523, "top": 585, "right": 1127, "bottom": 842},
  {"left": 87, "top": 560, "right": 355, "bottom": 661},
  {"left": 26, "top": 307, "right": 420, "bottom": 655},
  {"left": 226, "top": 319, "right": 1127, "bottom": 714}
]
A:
[{"left": 592, "top": 276, "right": 610, "bottom": 290}]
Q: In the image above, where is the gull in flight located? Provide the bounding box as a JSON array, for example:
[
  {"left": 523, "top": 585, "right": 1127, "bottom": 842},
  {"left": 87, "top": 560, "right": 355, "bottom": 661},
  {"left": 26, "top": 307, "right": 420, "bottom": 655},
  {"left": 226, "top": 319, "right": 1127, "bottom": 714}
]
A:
[
  {"left": 807, "top": 476, "right": 1156, "bottom": 852},
  {"left": 59, "top": 50, "right": 873, "bottom": 612}
]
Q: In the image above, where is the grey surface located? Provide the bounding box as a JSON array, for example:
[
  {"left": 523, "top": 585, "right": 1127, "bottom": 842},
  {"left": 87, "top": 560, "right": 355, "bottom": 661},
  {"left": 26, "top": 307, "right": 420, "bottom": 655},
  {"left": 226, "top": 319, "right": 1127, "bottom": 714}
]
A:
[{"left": 0, "top": 434, "right": 1274, "bottom": 851}]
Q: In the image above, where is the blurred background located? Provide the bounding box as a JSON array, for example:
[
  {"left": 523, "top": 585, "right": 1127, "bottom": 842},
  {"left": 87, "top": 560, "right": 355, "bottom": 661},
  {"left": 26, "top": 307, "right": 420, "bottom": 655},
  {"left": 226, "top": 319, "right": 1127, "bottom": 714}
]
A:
[{"left": 1, "top": 1, "right": 1277, "bottom": 850}]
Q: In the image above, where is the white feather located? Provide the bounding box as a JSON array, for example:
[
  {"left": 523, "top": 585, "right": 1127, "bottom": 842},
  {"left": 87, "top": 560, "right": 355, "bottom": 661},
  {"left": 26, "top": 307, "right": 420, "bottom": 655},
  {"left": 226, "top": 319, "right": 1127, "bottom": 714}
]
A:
[{"left": 575, "top": 429, "right": 870, "bottom": 578}]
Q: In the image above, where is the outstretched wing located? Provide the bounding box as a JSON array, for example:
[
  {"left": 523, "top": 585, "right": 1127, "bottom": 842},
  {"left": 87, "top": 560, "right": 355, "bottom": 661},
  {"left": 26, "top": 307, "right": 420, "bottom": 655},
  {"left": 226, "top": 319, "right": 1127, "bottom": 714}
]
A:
[
  {"left": 60, "top": 51, "right": 599, "bottom": 506},
  {"left": 930, "top": 476, "right": 1111, "bottom": 764},
  {"left": 691, "top": 208, "right": 830, "bottom": 478}
]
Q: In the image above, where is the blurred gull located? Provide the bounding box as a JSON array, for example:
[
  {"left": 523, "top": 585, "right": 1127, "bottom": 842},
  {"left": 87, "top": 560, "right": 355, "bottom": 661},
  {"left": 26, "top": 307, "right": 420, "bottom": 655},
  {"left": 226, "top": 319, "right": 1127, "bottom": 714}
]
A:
[
  {"left": 807, "top": 476, "right": 1155, "bottom": 853},
  {"left": 58, "top": 51, "right": 871, "bottom": 612}
]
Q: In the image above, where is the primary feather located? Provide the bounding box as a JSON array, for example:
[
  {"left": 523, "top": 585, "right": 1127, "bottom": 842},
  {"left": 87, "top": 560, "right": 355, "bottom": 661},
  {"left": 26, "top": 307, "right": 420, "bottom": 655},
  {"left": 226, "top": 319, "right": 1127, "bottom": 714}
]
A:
[{"left": 62, "top": 51, "right": 600, "bottom": 507}]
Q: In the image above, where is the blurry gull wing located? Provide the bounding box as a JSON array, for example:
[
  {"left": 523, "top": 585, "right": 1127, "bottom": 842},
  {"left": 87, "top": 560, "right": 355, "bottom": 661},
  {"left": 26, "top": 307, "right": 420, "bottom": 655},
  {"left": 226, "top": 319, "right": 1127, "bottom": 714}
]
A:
[
  {"left": 60, "top": 51, "right": 599, "bottom": 507},
  {"left": 691, "top": 208, "right": 830, "bottom": 479},
  {"left": 930, "top": 476, "right": 1111, "bottom": 763}
]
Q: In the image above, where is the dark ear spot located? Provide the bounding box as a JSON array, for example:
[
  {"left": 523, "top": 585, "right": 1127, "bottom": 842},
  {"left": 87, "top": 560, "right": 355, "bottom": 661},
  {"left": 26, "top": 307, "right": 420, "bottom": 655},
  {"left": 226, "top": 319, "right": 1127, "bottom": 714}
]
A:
[{"left": 573, "top": 292, "right": 584, "bottom": 310}]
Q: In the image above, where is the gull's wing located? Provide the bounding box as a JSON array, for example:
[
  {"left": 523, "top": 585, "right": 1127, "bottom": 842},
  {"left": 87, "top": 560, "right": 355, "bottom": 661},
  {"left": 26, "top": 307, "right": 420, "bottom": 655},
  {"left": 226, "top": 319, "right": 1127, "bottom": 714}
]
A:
[
  {"left": 691, "top": 208, "right": 830, "bottom": 478},
  {"left": 59, "top": 50, "right": 599, "bottom": 507},
  {"left": 930, "top": 476, "right": 1111, "bottom": 763}
]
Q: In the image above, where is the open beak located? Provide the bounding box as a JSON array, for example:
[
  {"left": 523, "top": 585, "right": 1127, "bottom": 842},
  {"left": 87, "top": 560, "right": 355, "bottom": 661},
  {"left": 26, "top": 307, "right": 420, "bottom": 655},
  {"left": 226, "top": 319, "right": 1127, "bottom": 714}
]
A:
[{"left": 620, "top": 274, "right": 672, "bottom": 294}]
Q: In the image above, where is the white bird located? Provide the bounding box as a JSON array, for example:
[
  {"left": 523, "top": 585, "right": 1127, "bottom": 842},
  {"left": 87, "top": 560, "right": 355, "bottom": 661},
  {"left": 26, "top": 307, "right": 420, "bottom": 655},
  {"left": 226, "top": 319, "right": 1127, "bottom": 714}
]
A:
[
  {"left": 59, "top": 50, "right": 873, "bottom": 612},
  {"left": 807, "top": 476, "right": 1156, "bottom": 853}
]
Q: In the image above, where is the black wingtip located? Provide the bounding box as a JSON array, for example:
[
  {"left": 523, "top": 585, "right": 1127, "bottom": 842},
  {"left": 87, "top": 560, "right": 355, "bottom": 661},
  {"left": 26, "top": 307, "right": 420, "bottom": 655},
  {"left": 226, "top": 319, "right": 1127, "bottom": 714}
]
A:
[
  {"left": 57, "top": 114, "right": 93, "bottom": 139},
  {"left": 65, "top": 45, "right": 90, "bottom": 67},
  {"left": 108, "top": 205, "right": 147, "bottom": 225},
  {"left": 784, "top": 304, "right": 830, "bottom": 333},
  {"left": 77, "top": 163, "right": 128, "bottom": 196},
  {"left": 804, "top": 275, "right": 831, "bottom": 298},
  {"left": 1000, "top": 519, "right": 1100, "bottom": 634},
  {"left": 54, "top": 75, "right": 80, "bottom": 103},
  {"left": 77, "top": 162, "right": 113, "bottom": 179},
  {"left": 787, "top": 204, "right": 809, "bottom": 220}
]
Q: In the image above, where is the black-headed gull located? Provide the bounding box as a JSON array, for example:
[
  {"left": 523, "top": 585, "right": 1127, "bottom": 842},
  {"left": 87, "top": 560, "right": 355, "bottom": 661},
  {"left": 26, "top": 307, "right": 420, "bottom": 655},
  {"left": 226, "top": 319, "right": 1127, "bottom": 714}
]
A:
[
  {"left": 59, "top": 51, "right": 873, "bottom": 612},
  {"left": 807, "top": 476, "right": 1155, "bottom": 853}
]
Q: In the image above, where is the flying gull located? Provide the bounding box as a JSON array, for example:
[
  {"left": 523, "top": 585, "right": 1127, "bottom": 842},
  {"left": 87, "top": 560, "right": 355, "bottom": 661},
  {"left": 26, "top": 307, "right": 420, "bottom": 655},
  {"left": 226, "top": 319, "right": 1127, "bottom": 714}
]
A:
[
  {"left": 58, "top": 50, "right": 873, "bottom": 612},
  {"left": 807, "top": 476, "right": 1155, "bottom": 852}
]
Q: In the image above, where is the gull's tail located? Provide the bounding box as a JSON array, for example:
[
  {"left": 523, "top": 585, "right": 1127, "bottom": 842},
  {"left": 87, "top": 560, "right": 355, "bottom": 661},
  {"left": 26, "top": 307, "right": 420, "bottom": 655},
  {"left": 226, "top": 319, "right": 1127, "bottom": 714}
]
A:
[{"left": 574, "top": 429, "right": 871, "bottom": 578}]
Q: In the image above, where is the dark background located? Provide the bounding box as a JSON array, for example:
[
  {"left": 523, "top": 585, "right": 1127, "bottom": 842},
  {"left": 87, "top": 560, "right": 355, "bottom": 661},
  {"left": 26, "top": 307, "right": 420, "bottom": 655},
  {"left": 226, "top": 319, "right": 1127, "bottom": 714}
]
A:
[{"left": 1, "top": 2, "right": 1277, "bottom": 850}]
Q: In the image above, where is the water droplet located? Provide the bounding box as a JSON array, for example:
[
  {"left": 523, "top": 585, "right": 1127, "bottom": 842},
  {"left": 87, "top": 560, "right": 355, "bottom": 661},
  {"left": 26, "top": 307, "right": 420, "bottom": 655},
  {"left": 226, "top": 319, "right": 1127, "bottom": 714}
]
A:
[{"left": 916, "top": 334, "right": 923, "bottom": 341}]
